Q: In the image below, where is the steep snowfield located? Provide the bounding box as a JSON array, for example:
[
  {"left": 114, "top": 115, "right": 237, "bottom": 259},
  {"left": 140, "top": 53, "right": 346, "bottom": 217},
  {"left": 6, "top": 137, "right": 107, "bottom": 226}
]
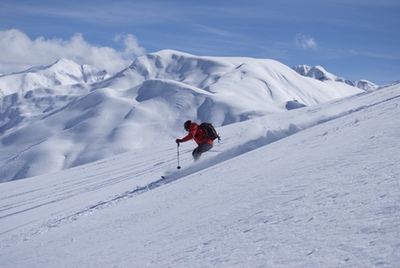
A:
[
  {"left": 0, "top": 84, "right": 399, "bottom": 267},
  {"left": 0, "top": 50, "right": 364, "bottom": 182}
]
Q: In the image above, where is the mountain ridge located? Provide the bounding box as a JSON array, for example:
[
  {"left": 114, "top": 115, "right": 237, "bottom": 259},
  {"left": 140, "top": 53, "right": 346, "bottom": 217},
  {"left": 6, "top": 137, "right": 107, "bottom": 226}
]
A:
[
  {"left": 0, "top": 50, "right": 382, "bottom": 98},
  {"left": 0, "top": 50, "right": 371, "bottom": 182},
  {"left": 0, "top": 58, "right": 109, "bottom": 96},
  {"left": 292, "top": 64, "right": 378, "bottom": 91}
]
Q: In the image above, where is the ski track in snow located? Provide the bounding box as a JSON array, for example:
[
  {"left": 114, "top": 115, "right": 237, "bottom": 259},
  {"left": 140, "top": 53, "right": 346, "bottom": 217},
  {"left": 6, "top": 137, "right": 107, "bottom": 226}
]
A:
[
  {"left": 0, "top": 51, "right": 399, "bottom": 267},
  {"left": 1, "top": 50, "right": 366, "bottom": 183},
  {"left": 1, "top": 85, "right": 399, "bottom": 252},
  {"left": 6, "top": 86, "right": 398, "bottom": 267}
]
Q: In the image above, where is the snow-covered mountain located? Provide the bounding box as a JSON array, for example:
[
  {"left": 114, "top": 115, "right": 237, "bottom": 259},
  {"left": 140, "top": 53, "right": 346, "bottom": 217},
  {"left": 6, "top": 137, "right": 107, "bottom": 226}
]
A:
[
  {"left": 0, "top": 58, "right": 109, "bottom": 96},
  {"left": 292, "top": 64, "right": 379, "bottom": 91},
  {"left": 0, "top": 82, "right": 398, "bottom": 267},
  {"left": 0, "top": 50, "right": 370, "bottom": 182}
]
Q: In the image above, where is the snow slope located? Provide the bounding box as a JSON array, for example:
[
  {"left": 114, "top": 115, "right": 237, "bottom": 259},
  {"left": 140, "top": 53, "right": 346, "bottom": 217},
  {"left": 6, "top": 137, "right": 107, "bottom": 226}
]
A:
[
  {"left": 0, "top": 83, "right": 399, "bottom": 267},
  {"left": 0, "top": 50, "right": 364, "bottom": 182}
]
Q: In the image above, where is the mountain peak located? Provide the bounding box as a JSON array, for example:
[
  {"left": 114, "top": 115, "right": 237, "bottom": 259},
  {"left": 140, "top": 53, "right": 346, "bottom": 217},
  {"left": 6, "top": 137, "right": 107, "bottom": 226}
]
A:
[
  {"left": 0, "top": 59, "right": 109, "bottom": 96},
  {"left": 149, "top": 49, "right": 194, "bottom": 58},
  {"left": 20, "top": 58, "right": 79, "bottom": 74},
  {"left": 52, "top": 58, "right": 79, "bottom": 68},
  {"left": 292, "top": 64, "right": 378, "bottom": 91}
]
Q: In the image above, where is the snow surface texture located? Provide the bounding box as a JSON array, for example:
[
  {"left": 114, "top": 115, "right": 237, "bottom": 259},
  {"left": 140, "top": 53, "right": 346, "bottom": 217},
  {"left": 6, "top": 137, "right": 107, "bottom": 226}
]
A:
[
  {"left": 0, "top": 50, "right": 367, "bottom": 182},
  {"left": 0, "top": 81, "right": 399, "bottom": 267}
]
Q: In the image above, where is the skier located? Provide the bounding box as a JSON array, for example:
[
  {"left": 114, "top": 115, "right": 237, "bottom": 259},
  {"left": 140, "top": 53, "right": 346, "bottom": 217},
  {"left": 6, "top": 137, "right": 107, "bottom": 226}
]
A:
[{"left": 176, "top": 120, "right": 213, "bottom": 161}]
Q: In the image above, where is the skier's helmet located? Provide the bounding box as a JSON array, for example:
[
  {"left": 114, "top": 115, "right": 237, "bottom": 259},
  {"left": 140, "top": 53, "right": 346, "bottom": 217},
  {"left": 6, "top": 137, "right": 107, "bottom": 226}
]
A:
[{"left": 184, "top": 120, "right": 191, "bottom": 131}]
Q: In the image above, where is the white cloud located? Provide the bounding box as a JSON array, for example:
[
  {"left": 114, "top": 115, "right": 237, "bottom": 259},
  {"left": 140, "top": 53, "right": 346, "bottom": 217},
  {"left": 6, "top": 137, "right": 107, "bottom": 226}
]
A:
[
  {"left": 114, "top": 33, "right": 146, "bottom": 58},
  {"left": 0, "top": 29, "right": 146, "bottom": 75},
  {"left": 295, "top": 33, "right": 317, "bottom": 50}
]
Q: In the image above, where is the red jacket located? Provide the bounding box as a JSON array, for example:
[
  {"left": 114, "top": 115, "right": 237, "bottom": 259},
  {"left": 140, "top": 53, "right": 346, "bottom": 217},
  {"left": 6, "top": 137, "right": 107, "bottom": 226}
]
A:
[{"left": 179, "top": 122, "right": 213, "bottom": 145}]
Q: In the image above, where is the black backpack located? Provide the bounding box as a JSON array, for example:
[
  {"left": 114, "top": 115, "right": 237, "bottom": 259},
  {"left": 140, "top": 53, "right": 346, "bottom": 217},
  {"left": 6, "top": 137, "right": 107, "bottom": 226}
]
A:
[{"left": 200, "top": 122, "right": 221, "bottom": 141}]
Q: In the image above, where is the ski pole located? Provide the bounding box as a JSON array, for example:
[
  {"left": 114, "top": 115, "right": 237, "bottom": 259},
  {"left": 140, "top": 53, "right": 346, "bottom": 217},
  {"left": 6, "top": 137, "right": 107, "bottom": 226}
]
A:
[{"left": 177, "top": 143, "right": 181, "bottom": 169}]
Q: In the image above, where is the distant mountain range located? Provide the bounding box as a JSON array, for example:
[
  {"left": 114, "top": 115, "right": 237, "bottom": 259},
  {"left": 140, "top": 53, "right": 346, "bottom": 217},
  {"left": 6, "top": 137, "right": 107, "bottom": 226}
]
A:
[
  {"left": 0, "top": 58, "right": 109, "bottom": 96},
  {"left": 0, "top": 50, "right": 379, "bottom": 182},
  {"left": 292, "top": 65, "right": 379, "bottom": 90},
  {"left": 0, "top": 50, "right": 380, "bottom": 97}
]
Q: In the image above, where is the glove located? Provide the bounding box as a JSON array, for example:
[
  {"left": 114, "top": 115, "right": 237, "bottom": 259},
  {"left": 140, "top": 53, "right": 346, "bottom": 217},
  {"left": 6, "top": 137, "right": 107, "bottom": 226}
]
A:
[{"left": 176, "top": 139, "right": 182, "bottom": 144}]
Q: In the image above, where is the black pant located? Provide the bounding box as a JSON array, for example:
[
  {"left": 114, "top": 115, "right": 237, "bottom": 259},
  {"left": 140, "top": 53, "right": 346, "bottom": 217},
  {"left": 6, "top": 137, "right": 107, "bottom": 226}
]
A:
[{"left": 192, "top": 143, "right": 213, "bottom": 161}]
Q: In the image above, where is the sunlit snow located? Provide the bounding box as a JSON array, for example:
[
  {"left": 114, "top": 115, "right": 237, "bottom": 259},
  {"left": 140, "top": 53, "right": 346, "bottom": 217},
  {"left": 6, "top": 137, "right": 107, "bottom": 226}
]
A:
[
  {"left": 0, "top": 50, "right": 399, "bottom": 267},
  {"left": 0, "top": 50, "right": 364, "bottom": 182}
]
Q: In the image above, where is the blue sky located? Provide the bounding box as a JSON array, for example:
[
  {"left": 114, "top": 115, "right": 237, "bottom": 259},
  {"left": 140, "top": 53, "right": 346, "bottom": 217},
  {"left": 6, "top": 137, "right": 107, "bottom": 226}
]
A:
[{"left": 0, "top": 0, "right": 399, "bottom": 85}]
